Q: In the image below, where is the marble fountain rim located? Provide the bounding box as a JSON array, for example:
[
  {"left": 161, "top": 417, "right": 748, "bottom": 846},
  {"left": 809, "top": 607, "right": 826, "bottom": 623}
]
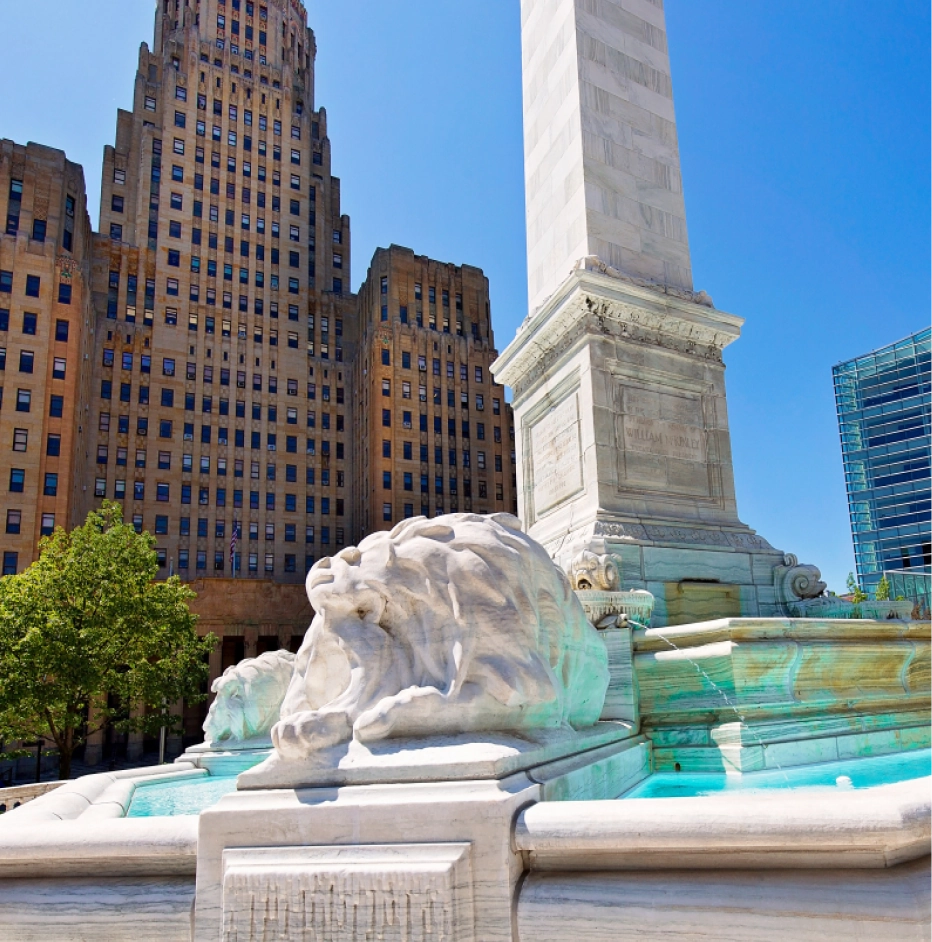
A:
[
  {"left": 633, "top": 617, "right": 930, "bottom": 652},
  {"left": 515, "top": 774, "right": 932, "bottom": 871}
]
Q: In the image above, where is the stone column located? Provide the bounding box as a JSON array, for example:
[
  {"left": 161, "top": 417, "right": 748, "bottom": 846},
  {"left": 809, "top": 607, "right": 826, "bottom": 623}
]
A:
[
  {"left": 494, "top": 0, "right": 788, "bottom": 624},
  {"left": 521, "top": 0, "right": 693, "bottom": 314}
]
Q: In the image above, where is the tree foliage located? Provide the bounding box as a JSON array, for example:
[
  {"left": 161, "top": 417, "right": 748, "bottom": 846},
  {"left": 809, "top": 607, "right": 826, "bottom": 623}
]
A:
[
  {"left": 874, "top": 575, "right": 891, "bottom": 602},
  {"left": 846, "top": 572, "right": 868, "bottom": 603},
  {"left": 0, "top": 502, "right": 215, "bottom": 778}
]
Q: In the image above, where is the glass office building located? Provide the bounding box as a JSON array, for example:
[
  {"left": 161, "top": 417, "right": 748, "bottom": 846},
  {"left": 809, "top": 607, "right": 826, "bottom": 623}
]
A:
[{"left": 833, "top": 327, "right": 931, "bottom": 607}]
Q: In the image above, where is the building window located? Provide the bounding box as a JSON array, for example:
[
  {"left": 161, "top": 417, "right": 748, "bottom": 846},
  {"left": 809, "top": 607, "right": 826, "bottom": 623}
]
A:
[{"left": 12, "top": 429, "right": 28, "bottom": 452}]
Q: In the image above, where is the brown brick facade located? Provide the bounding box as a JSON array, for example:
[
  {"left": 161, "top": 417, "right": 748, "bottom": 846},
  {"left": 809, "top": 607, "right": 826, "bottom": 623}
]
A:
[
  {"left": 0, "top": 3, "right": 518, "bottom": 739},
  {"left": 354, "top": 246, "right": 517, "bottom": 536}
]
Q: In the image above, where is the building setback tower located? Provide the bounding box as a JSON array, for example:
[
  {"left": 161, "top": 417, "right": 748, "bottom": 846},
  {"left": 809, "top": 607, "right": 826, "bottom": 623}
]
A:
[
  {"left": 495, "top": 0, "right": 799, "bottom": 625},
  {"left": 354, "top": 246, "right": 518, "bottom": 536},
  {"left": 89, "top": 0, "right": 356, "bottom": 588},
  {"left": 0, "top": 141, "right": 96, "bottom": 577}
]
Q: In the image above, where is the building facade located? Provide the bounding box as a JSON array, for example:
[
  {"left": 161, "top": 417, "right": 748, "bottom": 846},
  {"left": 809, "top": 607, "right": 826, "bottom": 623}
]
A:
[
  {"left": 0, "top": 2, "right": 518, "bottom": 744},
  {"left": 0, "top": 140, "right": 96, "bottom": 578},
  {"left": 86, "top": 0, "right": 357, "bottom": 588},
  {"left": 833, "top": 327, "right": 931, "bottom": 606},
  {"left": 354, "top": 246, "right": 517, "bottom": 537}
]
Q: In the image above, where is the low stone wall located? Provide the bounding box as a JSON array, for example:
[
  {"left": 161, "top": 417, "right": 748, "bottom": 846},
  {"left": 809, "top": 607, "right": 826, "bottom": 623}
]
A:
[
  {"left": 0, "top": 763, "right": 200, "bottom": 940},
  {"left": 0, "top": 781, "right": 65, "bottom": 814}
]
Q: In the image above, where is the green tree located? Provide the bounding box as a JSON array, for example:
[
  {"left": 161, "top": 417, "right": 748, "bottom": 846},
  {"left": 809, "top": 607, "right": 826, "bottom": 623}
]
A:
[
  {"left": 846, "top": 572, "right": 868, "bottom": 603},
  {"left": 0, "top": 502, "right": 215, "bottom": 779},
  {"left": 874, "top": 575, "right": 891, "bottom": 601}
]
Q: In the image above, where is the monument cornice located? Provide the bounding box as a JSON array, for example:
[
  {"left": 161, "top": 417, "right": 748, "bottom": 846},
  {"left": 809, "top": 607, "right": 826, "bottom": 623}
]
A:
[{"left": 492, "top": 263, "right": 744, "bottom": 397}]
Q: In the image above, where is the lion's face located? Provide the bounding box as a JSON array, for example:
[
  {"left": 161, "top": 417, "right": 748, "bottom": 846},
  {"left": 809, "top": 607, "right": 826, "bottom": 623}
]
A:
[
  {"left": 203, "top": 650, "right": 295, "bottom": 745},
  {"left": 204, "top": 672, "right": 249, "bottom": 743}
]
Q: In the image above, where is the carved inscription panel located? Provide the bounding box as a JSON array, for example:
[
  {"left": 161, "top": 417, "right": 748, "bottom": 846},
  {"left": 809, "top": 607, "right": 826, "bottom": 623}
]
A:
[
  {"left": 222, "top": 843, "right": 475, "bottom": 942},
  {"left": 530, "top": 393, "right": 583, "bottom": 516},
  {"left": 619, "top": 384, "right": 710, "bottom": 497},
  {"left": 623, "top": 416, "right": 705, "bottom": 462}
]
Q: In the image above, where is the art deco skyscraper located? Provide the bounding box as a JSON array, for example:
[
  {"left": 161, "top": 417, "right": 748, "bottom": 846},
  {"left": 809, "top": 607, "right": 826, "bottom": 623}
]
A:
[{"left": 88, "top": 0, "right": 356, "bottom": 585}]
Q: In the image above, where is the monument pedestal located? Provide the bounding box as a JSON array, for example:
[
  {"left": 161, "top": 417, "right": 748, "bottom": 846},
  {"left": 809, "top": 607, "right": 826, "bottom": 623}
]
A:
[
  {"left": 193, "top": 726, "right": 649, "bottom": 942},
  {"left": 493, "top": 261, "right": 787, "bottom": 625}
]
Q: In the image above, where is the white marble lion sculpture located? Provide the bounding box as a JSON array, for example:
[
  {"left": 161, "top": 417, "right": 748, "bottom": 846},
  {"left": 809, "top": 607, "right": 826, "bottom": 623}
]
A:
[
  {"left": 203, "top": 649, "right": 296, "bottom": 745},
  {"left": 271, "top": 512, "right": 609, "bottom": 759}
]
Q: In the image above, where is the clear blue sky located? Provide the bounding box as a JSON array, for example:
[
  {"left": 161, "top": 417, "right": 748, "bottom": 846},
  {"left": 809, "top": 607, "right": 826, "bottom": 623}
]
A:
[{"left": 0, "top": 1, "right": 927, "bottom": 593}]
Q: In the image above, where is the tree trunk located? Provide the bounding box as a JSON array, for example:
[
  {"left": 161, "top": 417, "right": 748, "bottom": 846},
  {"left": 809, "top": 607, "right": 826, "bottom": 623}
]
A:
[{"left": 58, "top": 727, "right": 74, "bottom": 780}]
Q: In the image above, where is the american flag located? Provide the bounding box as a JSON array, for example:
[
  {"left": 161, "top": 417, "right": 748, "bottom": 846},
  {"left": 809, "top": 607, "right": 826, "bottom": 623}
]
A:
[{"left": 230, "top": 521, "right": 239, "bottom": 574}]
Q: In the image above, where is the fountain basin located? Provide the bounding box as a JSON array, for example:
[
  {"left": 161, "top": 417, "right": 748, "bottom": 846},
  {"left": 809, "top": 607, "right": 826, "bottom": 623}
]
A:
[
  {"left": 635, "top": 617, "right": 930, "bottom": 772},
  {"left": 0, "top": 617, "right": 927, "bottom": 941}
]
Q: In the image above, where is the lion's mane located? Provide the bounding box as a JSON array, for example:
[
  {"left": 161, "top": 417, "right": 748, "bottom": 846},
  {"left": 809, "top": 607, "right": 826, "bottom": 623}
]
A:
[{"left": 272, "top": 513, "right": 608, "bottom": 758}]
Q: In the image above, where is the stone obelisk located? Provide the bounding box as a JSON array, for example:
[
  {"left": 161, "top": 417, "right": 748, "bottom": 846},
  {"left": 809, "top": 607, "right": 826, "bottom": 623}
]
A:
[{"left": 493, "top": 0, "right": 789, "bottom": 625}]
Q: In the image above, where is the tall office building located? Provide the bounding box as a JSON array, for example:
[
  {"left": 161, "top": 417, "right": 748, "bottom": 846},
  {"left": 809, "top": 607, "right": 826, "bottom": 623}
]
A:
[
  {"left": 88, "top": 0, "right": 356, "bottom": 589},
  {"left": 354, "top": 246, "right": 517, "bottom": 536},
  {"left": 0, "top": 141, "right": 96, "bottom": 577},
  {"left": 833, "top": 327, "right": 931, "bottom": 609},
  {"left": 0, "top": 2, "right": 522, "bottom": 741}
]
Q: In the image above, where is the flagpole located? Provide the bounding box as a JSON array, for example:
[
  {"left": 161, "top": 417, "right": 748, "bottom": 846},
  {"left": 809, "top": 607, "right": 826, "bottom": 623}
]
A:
[{"left": 231, "top": 521, "right": 239, "bottom": 579}]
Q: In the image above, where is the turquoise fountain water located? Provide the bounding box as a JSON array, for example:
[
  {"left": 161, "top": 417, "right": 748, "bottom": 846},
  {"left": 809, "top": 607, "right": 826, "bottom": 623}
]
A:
[
  {"left": 127, "top": 772, "right": 239, "bottom": 817},
  {"left": 622, "top": 748, "right": 931, "bottom": 799},
  {"left": 122, "top": 748, "right": 932, "bottom": 816}
]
